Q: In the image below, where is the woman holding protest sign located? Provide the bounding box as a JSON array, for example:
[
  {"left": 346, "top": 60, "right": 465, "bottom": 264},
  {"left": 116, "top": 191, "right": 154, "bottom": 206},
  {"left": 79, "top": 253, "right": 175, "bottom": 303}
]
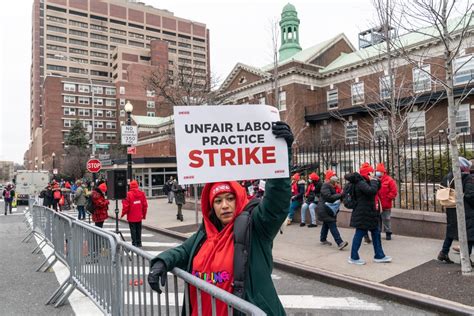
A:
[{"left": 148, "top": 121, "right": 293, "bottom": 316}]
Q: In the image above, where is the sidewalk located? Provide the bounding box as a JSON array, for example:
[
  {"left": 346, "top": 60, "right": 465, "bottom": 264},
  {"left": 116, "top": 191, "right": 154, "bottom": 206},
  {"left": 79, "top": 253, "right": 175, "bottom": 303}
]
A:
[{"left": 109, "top": 198, "right": 474, "bottom": 308}]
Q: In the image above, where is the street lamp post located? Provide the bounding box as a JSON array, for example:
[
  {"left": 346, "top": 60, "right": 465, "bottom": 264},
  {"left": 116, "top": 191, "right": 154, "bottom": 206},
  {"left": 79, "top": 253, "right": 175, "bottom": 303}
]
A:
[
  {"left": 124, "top": 101, "right": 134, "bottom": 183},
  {"left": 52, "top": 152, "right": 56, "bottom": 179},
  {"left": 41, "top": 160, "right": 44, "bottom": 170}
]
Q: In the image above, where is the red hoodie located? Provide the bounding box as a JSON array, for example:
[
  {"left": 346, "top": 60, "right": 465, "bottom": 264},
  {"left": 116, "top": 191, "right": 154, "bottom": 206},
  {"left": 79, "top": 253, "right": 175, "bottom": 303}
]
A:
[
  {"left": 121, "top": 182, "right": 148, "bottom": 222},
  {"left": 190, "top": 181, "right": 249, "bottom": 316}
]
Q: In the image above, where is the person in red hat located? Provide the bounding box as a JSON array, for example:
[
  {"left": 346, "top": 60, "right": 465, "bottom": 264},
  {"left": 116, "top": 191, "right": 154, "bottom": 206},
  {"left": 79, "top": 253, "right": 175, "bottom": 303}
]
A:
[
  {"left": 286, "top": 172, "right": 306, "bottom": 225},
  {"left": 91, "top": 182, "right": 109, "bottom": 228},
  {"left": 316, "top": 170, "right": 348, "bottom": 250},
  {"left": 121, "top": 180, "right": 148, "bottom": 247},
  {"left": 148, "top": 121, "right": 294, "bottom": 316},
  {"left": 300, "top": 172, "right": 321, "bottom": 227},
  {"left": 375, "top": 163, "right": 398, "bottom": 240},
  {"left": 347, "top": 163, "right": 391, "bottom": 265}
]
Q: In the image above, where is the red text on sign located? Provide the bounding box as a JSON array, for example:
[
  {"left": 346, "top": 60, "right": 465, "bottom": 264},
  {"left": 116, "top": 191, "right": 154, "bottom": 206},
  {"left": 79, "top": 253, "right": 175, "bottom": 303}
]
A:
[{"left": 188, "top": 146, "right": 276, "bottom": 168}]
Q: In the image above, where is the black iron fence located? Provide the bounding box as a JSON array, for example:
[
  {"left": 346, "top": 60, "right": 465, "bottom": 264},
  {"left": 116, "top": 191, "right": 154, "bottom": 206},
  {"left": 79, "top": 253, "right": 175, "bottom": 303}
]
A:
[{"left": 291, "top": 134, "right": 474, "bottom": 212}]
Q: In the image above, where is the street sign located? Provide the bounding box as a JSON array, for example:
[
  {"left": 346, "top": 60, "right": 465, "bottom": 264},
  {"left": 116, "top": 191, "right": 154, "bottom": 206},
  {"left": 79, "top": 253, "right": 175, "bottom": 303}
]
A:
[
  {"left": 121, "top": 125, "right": 138, "bottom": 145},
  {"left": 127, "top": 146, "right": 137, "bottom": 155},
  {"left": 53, "top": 168, "right": 58, "bottom": 175},
  {"left": 101, "top": 159, "right": 113, "bottom": 166},
  {"left": 87, "top": 159, "right": 102, "bottom": 173},
  {"left": 99, "top": 154, "right": 110, "bottom": 160},
  {"left": 95, "top": 144, "right": 110, "bottom": 149}
]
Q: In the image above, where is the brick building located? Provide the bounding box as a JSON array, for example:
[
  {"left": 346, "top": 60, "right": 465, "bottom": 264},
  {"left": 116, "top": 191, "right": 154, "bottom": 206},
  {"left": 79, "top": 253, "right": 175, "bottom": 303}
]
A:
[
  {"left": 25, "top": 0, "right": 209, "bottom": 171},
  {"left": 218, "top": 4, "right": 474, "bottom": 147}
]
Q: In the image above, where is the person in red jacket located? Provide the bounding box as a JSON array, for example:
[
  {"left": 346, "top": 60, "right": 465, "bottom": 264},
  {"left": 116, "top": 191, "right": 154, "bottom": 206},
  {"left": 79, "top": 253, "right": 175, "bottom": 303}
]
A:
[
  {"left": 375, "top": 163, "right": 398, "bottom": 240},
  {"left": 121, "top": 180, "right": 148, "bottom": 247},
  {"left": 91, "top": 182, "right": 109, "bottom": 228}
]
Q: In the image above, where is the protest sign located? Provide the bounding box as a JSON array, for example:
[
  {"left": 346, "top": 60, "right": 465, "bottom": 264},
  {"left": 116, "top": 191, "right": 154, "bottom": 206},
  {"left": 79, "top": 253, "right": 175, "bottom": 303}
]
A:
[{"left": 174, "top": 105, "right": 289, "bottom": 184}]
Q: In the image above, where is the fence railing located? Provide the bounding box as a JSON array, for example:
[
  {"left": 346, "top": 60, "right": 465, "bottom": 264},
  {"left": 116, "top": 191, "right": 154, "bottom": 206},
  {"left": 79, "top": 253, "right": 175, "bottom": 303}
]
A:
[
  {"left": 292, "top": 133, "right": 474, "bottom": 212},
  {"left": 23, "top": 203, "right": 265, "bottom": 316}
]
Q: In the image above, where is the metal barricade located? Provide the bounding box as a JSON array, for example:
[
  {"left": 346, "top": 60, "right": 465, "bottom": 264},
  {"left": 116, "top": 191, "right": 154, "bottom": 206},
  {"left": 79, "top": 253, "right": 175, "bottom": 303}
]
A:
[{"left": 116, "top": 240, "right": 266, "bottom": 316}]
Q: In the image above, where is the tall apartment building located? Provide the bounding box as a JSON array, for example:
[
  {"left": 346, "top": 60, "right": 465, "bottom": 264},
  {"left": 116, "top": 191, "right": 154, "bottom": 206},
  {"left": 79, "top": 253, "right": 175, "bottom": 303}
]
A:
[{"left": 26, "top": 0, "right": 209, "bottom": 170}]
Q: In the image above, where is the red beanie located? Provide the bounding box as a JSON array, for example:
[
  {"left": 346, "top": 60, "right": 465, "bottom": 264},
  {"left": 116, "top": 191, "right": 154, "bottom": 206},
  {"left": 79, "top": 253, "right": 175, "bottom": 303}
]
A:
[
  {"left": 324, "top": 170, "right": 336, "bottom": 181},
  {"left": 359, "top": 162, "right": 374, "bottom": 177},
  {"left": 309, "top": 172, "right": 319, "bottom": 182},
  {"left": 292, "top": 173, "right": 300, "bottom": 181},
  {"left": 209, "top": 182, "right": 234, "bottom": 204},
  {"left": 376, "top": 163, "right": 386, "bottom": 173},
  {"left": 98, "top": 183, "right": 107, "bottom": 193},
  {"left": 130, "top": 180, "right": 139, "bottom": 189}
]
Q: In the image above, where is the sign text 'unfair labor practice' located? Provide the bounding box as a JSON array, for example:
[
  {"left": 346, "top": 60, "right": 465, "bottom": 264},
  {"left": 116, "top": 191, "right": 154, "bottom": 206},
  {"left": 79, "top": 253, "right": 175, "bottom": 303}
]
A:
[{"left": 174, "top": 105, "right": 289, "bottom": 185}]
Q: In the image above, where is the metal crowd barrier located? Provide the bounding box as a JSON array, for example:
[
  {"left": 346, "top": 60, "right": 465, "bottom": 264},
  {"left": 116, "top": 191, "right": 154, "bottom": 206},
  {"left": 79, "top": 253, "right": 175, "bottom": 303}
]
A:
[{"left": 25, "top": 204, "right": 266, "bottom": 316}]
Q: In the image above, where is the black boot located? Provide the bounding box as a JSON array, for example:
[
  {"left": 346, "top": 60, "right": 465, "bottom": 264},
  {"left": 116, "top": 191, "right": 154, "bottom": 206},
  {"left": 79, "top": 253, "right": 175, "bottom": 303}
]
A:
[
  {"left": 437, "top": 251, "right": 454, "bottom": 264},
  {"left": 386, "top": 232, "right": 392, "bottom": 240},
  {"left": 179, "top": 214, "right": 184, "bottom": 222}
]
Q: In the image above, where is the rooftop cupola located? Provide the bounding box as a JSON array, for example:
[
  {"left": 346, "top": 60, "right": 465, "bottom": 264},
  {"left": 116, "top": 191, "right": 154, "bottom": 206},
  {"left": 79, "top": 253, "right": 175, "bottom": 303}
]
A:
[{"left": 279, "top": 3, "right": 302, "bottom": 61}]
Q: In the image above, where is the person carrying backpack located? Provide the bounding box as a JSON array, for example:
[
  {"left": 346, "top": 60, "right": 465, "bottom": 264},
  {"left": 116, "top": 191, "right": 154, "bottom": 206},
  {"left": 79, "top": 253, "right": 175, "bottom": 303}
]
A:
[
  {"left": 121, "top": 180, "right": 148, "bottom": 247},
  {"left": 348, "top": 163, "right": 391, "bottom": 265},
  {"left": 375, "top": 163, "right": 398, "bottom": 240},
  {"left": 3, "top": 184, "right": 15, "bottom": 215},
  {"left": 316, "top": 170, "right": 348, "bottom": 250},
  {"left": 73, "top": 180, "right": 87, "bottom": 220},
  {"left": 300, "top": 172, "right": 321, "bottom": 227},
  {"left": 147, "top": 121, "right": 293, "bottom": 316}
]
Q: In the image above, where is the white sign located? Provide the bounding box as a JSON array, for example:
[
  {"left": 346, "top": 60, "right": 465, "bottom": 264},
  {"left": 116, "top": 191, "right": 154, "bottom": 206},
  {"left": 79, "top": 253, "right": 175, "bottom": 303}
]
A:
[
  {"left": 121, "top": 125, "right": 138, "bottom": 145},
  {"left": 174, "top": 105, "right": 289, "bottom": 185}
]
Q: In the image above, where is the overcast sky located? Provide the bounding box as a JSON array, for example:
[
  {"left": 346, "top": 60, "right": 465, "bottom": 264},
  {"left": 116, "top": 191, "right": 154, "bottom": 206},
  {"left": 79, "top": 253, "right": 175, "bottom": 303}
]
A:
[{"left": 0, "top": 0, "right": 377, "bottom": 164}]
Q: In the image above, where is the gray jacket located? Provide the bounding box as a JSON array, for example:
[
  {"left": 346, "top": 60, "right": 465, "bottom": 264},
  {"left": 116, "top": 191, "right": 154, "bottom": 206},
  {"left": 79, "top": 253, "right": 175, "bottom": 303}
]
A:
[{"left": 74, "top": 186, "right": 87, "bottom": 206}]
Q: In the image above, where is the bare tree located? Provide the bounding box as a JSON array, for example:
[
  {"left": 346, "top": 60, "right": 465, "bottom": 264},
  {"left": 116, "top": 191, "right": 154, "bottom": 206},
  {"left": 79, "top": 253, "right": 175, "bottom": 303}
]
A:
[
  {"left": 146, "top": 64, "right": 228, "bottom": 106},
  {"left": 62, "top": 146, "right": 90, "bottom": 180},
  {"left": 389, "top": 0, "right": 473, "bottom": 275}
]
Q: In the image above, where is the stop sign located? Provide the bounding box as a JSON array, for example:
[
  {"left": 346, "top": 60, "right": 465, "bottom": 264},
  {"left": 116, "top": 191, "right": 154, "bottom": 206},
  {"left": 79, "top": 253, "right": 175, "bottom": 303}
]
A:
[{"left": 87, "top": 159, "right": 102, "bottom": 173}]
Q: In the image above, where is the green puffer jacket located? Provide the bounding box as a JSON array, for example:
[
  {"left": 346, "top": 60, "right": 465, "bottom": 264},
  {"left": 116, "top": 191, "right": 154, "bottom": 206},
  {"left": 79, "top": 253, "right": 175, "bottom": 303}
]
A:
[{"left": 151, "top": 176, "right": 291, "bottom": 315}]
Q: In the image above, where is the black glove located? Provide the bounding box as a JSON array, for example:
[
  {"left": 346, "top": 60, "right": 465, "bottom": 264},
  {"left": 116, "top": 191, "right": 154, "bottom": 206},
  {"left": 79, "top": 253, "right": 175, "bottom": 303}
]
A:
[
  {"left": 272, "top": 121, "right": 294, "bottom": 147},
  {"left": 148, "top": 260, "right": 167, "bottom": 294}
]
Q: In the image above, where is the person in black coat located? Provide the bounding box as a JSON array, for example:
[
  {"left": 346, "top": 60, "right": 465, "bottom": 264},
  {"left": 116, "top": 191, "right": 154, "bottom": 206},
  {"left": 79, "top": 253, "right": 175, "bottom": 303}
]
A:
[
  {"left": 437, "top": 157, "right": 474, "bottom": 264},
  {"left": 40, "top": 184, "right": 53, "bottom": 208},
  {"left": 316, "top": 170, "right": 348, "bottom": 249},
  {"left": 348, "top": 163, "right": 391, "bottom": 265}
]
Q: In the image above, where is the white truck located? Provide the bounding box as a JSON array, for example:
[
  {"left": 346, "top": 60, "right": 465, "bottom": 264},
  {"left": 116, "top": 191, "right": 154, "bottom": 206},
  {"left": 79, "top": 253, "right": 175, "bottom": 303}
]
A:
[{"left": 15, "top": 170, "right": 50, "bottom": 205}]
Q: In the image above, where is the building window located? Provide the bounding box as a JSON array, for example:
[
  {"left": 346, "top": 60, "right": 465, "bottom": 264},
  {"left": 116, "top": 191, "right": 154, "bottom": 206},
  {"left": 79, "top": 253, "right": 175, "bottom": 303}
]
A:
[
  {"left": 106, "top": 133, "right": 116, "bottom": 141},
  {"left": 105, "top": 99, "right": 116, "bottom": 107},
  {"left": 69, "top": 38, "right": 88, "bottom": 46},
  {"left": 78, "top": 108, "right": 90, "bottom": 116},
  {"left": 147, "top": 101, "right": 155, "bottom": 108},
  {"left": 94, "top": 133, "right": 104, "bottom": 141},
  {"left": 146, "top": 90, "right": 156, "bottom": 97},
  {"left": 147, "top": 112, "right": 156, "bottom": 117},
  {"left": 63, "top": 83, "right": 76, "bottom": 92},
  {"left": 81, "top": 120, "right": 91, "bottom": 129},
  {"left": 320, "top": 124, "right": 332, "bottom": 145},
  {"left": 78, "top": 97, "right": 89, "bottom": 104},
  {"left": 120, "top": 99, "right": 126, "bottom": 106},
  {"left": 64, "top": 120, "right": 72, "bottom": 127},
  {"left": 374, "top": 116, "right": 389, "bottom": 140},
  {"left": 380, "top": 75, "right": 393, "bottom": 100},
  {"left": 63, "top": 107, "right": 76, "bottom": 116},
  {"left": 78, "top": 85, "right": 90, "bottom": 93},
  {"left": 453, "top": 55, "right": 474, "bottom": 86},
  {"left": 93, "top": 98, "right": 103, "bottom": 106},
  {"left": 413, "top": 65, "right": 431, "bottom": 93},
  {"left": 47, "top": 64, "right": 67, "bottom": 72},
  {"left": 92, "top": 86, "right": 103, "bottom": 94},
  {"left": 259, "top": 96, "right": 266, "bottom": 105},
  {"left": 94, "top": 110, "right": 104, "bottom": 117},
  {"left": 70, "top": 67, "right": 88, "bottom": 74},
  {"left": 345, "top": 121, "right": 358, "bottom": 145},
  {"left": 64, "top": 95, "right": 75, "bottom": 104},
  {"left": 456, "top": 104, "right": 471, "bottom": 134},
  {"left": 105, "top": 87, "right": 116, "bottom": 95},
  {"left": 106, "top": 122, "right": 116, "bottom": 129},
  {"left": 327, "top": 89, "right": 338, "bottom": 109},
  {"left": 120, "top": 110, "right": 125, "bottom": 117},
  {"left": 105, "top": 110, "right": 115, "bottom": 118},
  {"left": 351, "top": 82, "right": 364, "bottom": 105},
  {"left": 119, "top": 86, "right": 125, "bottom": 94},
  {"left": 94, "top": 121, "right": 104, "bottom": 129},
  {"left": 407, "top": 111, "right": 426, "bottom": 139},
  {"left": 278, "top": 91, "right": 286, "bottom": 111}
]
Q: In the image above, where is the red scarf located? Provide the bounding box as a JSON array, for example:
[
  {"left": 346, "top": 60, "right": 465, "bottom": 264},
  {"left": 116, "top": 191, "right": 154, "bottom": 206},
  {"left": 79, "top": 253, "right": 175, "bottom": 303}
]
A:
[
  {"left": 190, "top": 181, "right": 249, "bottom": 316},
  {"left": 305, "top": 182, "right": 314, "bottom": 197}
]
